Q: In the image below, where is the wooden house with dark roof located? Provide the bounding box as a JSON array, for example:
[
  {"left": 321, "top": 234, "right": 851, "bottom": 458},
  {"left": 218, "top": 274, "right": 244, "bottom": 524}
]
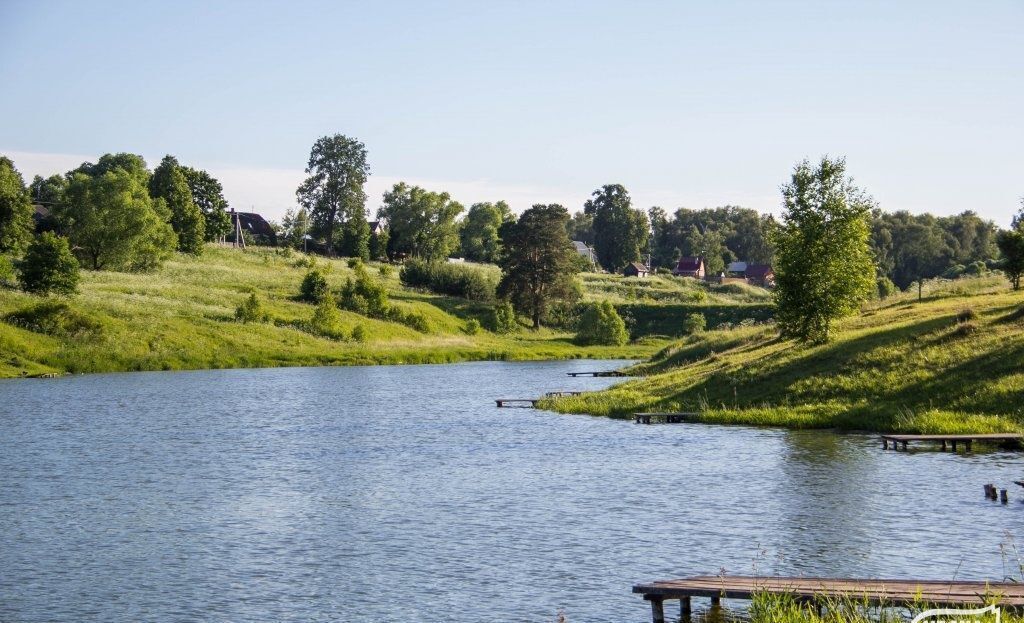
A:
[
  {"left": 672, "top": 256, "right": 705, "bottom": 279},
  {"left": 623, "top": 262, "right": 650, "bottom": 278}
]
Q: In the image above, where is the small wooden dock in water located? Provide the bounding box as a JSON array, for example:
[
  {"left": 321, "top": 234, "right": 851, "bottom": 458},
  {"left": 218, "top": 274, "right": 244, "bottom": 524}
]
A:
[
  {"left": 881, "top": 433, "right": 1023, "bottom": 452},
  {"left": 566, "top": 370, "right": 621, "bottom": 377},
  {"left": 633, "top": 412, "right": 700, "bottom": 424},
  {"left": 634, "top": 575, "right": 1024, "bottom": 623},
  {"left": 495, "top": 391, "right": 582, "bottom": 408}
]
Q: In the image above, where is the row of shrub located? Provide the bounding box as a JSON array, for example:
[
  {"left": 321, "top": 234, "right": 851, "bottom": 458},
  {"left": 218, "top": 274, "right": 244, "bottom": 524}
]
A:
[{"left": 399, "top": 259, "right": 498, "bottom": 302}]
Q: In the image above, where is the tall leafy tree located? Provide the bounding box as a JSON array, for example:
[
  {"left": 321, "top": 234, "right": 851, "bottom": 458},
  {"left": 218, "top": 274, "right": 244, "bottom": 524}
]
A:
[
  {"left": 497, "top": 204, "right": 580, "bottom": 328},
  {"left": 379, "top": 182, "right": 463, "bottom": 261},
  {"left": 74, "top": 153, "right": 150, "bottom": 184},
  {"left": 997, "top": 229, "right": 1024, "bottom": 290},
  {"left": 689, "top": 225, "right": 728, "bottom": 275},
  {"left": 295, "top": 134, "right": 370, "bottom": 258},
  {"left": 585, "top": 184, "right": 649, "bottom": 271},
  {"left": 0, "top": 156, "right": 35, "bottom": 255},
  {"left": 180, "top": 166, "right": 231, "bottom": 241},
  {"left": 150, "top": 156, "right": 205, "bottom": 254},
  {"left": 566, "top": 210, "right": 595, "bottom": 245},
  {"left": 459, "top": 201, "right": 513, "bottom": 263},
  {"left": 62, "top": 169, "right": 177, "bottom": 270},
  {"left": 279, "top": 207, "right": 310, "bottom": 249},
  {"left": 773, "top": 157, "right": 875, "bottom": 342}
]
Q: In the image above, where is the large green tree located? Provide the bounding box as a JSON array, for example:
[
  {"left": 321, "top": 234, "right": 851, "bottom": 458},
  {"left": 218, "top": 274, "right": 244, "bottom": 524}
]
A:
[
  {"left": 773, "top": 157, "right": 875, "bottom": 342},
  {"left": 295, "top": 134, "right": 370, "bottom": 258},
  {"left": 497, "top": 204, "right": 580, "bottom": 328},
  {"left": 585, "top": 184, "right": 649, "bottom": 271},
  {"left": 150, "top": 156, "right": 205, "bottom": 254},
  {"left": 459, "top": 201, "right": 513, "bottom": 263},
  {"left": 62, "top": 169, "right": 177, "bottom": 270},
  {"left": 379, "top": 182, "right": 463, "bottom": 261},
  {"left": 180, "top": 166, "right": 231, "bottom": 241},
  {"left": 0, "top": 156, "right": 35, "bottom": 255},
  {"left": 74, "top": 153, "right": 150, "bottom": 184},
  {"left": 688, "top": 225, "right": 729, "bottom": 275},
  {"left": 997, "top": 229, "right": 1024, "bottom": 290}
]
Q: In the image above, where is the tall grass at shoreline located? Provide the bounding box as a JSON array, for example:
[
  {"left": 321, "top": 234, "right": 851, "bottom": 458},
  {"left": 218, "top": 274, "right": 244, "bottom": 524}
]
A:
[
  {"left": 542, "top": 277, "right": 1024, "bottom": 434},
  {"left": 0, "top": 246, "right": 671, "bottom": 378}
]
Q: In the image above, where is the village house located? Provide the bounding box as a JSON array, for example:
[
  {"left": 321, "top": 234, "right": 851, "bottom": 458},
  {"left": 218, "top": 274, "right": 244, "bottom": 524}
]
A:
[
  {"left": 672, "top": 256, "right": 705, "bottom": 279},
  {"left": 744, "top": 264, "right": 775, "bottom": 287},
  {"left": 623, "top": 262, "right": 649, "bottom": 278},
  {"left": 229, "top": 210, "right": 278, "bottom": 246},
  {"left": 572, "top": 240, "right": 595, "bottom": 264}
]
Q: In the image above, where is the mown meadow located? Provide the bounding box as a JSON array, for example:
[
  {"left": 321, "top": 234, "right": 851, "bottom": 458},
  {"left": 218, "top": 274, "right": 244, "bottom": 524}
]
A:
[
  {"left": 0, "top": 246, "right": 773, "bottom": 378},
  {"left": 543, "top": 275, "right": 1024, "bottom": 434}
]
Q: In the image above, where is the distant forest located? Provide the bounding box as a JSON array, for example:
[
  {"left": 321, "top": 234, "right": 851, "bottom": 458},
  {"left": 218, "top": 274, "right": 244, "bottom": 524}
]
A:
[{"left": 569, "top": 205, "right": 1001, "bottom": 289}]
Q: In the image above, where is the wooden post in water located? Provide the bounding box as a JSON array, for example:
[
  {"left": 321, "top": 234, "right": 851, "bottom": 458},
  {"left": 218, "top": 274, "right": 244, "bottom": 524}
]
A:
[
  {"left": 680, "top": 596, "right": 691, "bottom": 618},
  {"left": 649, "top": 597, "right": 665, "bottom": 623},
  {"left": 1001, "top": 489, "right": 1009, "bottom": 504}
]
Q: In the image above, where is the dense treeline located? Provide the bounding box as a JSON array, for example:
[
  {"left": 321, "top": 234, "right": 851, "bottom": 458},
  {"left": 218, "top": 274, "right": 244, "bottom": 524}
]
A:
[
  {"left": 871, "top": 210, "right": 998, "bottom": 288},
  {"left": 1, "top": 153, "right": 233, "bottom": 292}
]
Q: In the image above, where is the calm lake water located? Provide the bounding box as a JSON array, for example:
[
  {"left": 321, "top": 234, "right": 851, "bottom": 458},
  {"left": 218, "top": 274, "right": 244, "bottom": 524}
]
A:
[{"left": 1, "top": 360, "right": 1022, "bottom": 622}]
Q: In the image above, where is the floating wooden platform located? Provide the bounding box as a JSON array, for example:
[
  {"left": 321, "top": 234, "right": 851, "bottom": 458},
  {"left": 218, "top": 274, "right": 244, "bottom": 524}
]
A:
[
  {"left": 881, "top": 433, "right": 1023, "bottom": 452},
  {"left": 634, "top": 575, "right": 1024, "bottom": 623},
  {"left": 634, "top": 412, "right": 700, "bottom": 424},
  {"left": 566, "top": 371, "right": 621, "bottom": 377},
  {"left": 495, "top": 391, "right": 583, "bottom": 408}
]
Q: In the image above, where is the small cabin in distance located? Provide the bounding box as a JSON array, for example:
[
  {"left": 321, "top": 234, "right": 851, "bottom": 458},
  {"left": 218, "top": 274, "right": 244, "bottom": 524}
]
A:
[
  {"left": 672, "top": 256, "right": 705, "bottom": 279},
  {"left": 623, "top": 262, "right": 649, "bottom": 278}
]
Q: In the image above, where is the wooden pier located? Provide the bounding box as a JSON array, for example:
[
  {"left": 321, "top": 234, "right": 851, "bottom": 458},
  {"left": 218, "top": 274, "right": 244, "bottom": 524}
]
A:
[
  {"left": 634, "top": 575, "right": 1024, "bottom": 623},
  {"left": 495, "top": 391, "right": 582, "bottom": 408},
  {"left": 566, "top": 371, "right": 621, "bottom": 377},
  {"left": 634, "top": 412, "right": 700, "bottom": 424},
  {"left": 495, "top": 398, "right": 538, "bottom": 408},
  {"left": 881, "top": 433, "right": 1022, "bottom": 452}
]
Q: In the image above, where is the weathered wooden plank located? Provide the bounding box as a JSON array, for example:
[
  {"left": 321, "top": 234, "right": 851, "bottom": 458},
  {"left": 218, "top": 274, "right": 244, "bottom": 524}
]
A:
[
  {"left": 633, "top": 575, "right": 1024, "bottom": 606},
  {"left": 881, "top": 434, "right": 1022, "bottom": 441}
]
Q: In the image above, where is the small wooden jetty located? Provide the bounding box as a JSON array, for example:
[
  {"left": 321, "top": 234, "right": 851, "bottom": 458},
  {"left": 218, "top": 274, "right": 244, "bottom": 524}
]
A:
[
  {"left": 495, "top": 391, "right": 582, "bottom": 408},
  {"left": 495, "top": 398, "right": 538, "bottom": 408},
  {"left": 566, "top": 370, "right": 621, "bottom": 377},
  {"left": 634, "top": 412, "right": 700, "bottom": 424},
  {"left": 881, "top": 433, "right": 1022, "bottom": 452},
  {"left": 634, "top": 575, "right": 1024, "bottom": 623}
]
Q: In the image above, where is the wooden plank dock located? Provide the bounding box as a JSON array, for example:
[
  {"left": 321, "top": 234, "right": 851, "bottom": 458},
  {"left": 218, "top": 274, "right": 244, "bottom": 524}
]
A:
[
  {"left": 495, "top": 391, "right": 582, "bottom": 408},
  {"left": 634, "top": 575, "right": 1024, "bottom": 623},
  {"left": 634, "top": 412, "right": 700, "bottom": 424},
  {"left": 881, "top": 433, "right": 1023, "bottom": 452}
]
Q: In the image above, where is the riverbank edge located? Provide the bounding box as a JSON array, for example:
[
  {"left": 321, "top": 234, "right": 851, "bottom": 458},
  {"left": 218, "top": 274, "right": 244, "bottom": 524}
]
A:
[{"left": 1, "top": 342, "right": 657, "bottom": 380}]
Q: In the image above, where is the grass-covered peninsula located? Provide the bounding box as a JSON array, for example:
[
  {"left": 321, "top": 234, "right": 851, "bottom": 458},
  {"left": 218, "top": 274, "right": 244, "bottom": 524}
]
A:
[
  {"left": 0, "top": 246, "right": 722, "bottom": 378},
  {"left": 542, "top": 276, "right": 1024, "bottom": 434}
]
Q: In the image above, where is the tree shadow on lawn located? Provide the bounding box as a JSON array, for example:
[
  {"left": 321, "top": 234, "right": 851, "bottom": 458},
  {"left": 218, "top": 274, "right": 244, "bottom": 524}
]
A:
[{"left": 652, "top": 312, "right": 959, "bottom": 413}]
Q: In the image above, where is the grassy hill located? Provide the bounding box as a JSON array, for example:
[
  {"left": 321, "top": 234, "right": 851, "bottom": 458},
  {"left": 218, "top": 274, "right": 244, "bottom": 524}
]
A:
[
  {"left": 0, "top": 247, "right": 768, "bottom": 378},
  {"left": 542, "top": 275, "right": 1024, "bottom": 434}
]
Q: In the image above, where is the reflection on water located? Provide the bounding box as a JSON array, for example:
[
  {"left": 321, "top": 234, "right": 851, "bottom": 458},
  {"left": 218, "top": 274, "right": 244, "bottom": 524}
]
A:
[{"left": 1, "top": 360, "right": 1021, "bottom": 622}]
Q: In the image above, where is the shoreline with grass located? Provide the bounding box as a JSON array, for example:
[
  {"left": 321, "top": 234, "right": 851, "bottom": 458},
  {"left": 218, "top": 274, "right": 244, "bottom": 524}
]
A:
[
  {"left": 0, "top": 246, "right": 700, "bottom": 379},
  {"left": 540, "top": 275, "right": 1024, "bottom": 435}
]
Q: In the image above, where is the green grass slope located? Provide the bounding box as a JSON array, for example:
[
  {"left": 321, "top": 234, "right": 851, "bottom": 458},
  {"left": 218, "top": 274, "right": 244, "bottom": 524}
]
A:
[
  {"left": 0, "top": 247, "right": 678, "bottom": 378},
  {"left": 543, "top": 276, "right": 1024, "bottom": 434}
]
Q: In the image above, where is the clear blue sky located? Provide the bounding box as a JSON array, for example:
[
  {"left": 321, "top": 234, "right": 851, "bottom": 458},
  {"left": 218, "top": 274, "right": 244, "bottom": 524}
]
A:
[{"left": 1, "top": 0, "right": 1021, "bottom": 224}]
